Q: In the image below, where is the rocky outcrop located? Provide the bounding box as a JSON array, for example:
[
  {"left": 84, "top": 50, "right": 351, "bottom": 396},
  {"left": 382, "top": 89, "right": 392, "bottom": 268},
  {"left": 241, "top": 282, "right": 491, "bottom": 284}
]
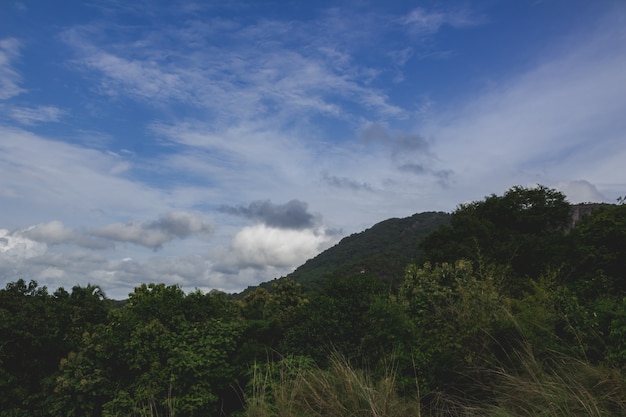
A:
[{"left": 570, "top": 203, "right": 608, "bottom": 228}]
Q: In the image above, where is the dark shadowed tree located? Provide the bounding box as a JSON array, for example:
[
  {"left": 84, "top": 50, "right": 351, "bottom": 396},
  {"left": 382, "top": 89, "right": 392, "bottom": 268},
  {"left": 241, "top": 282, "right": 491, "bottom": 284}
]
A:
[{"left": 421, "top": 185, "right": 571, "bottom": 294}]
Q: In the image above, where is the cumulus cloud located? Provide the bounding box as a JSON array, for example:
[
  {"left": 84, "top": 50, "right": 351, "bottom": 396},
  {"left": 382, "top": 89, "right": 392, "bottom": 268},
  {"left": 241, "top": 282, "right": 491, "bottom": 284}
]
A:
[
  {"left": 92, "top": 211, "right": 213, "bottom": 249},
  {"left": 22, "top": 221, "right": 76, "bottom": 244},
  {"left": 220, "top": 199, "right": 317, "bottom": 230},
  {"left": 556, "top": 180, "right": 608, "bottom": 204},
  {"left": 22, "top": 221, "right": 112, "bottom": 249},
  {"left": 154, "top": 211, "right": 213, "bottom": 238},
  {"left": 226, "top": 224, "right": 334, "bottom": 270},
  {"left": 103, "top": 255, "right": 213, "bottom": 291},
  {"left": 0, "top": 229, "right": 47, "bottom": 260}
]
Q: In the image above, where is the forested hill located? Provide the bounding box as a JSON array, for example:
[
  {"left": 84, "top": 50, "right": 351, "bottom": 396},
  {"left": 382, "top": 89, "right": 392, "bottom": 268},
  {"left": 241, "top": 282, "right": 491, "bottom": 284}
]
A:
[
  {"left": 285, "top": 211, "right": 450, "bottom": 292},
  {"left": 247, "top": 202, "right": 605, "bottom": 295}
]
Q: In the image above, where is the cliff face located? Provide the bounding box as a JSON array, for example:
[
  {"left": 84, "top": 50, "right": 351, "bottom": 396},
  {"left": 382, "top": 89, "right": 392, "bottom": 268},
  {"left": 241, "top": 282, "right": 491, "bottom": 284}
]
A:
[{"left": 570, "top": 203, "right": 608, "bottom": 227}]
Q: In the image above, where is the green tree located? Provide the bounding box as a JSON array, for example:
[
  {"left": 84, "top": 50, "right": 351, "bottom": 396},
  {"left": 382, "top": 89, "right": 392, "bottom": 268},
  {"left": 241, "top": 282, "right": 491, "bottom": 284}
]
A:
[
  {"left": 235, "top": 279, "right": 309, "bottom": 377},
  {"left": 398, "top": 261, "right": 511, "bottom": 394},
  {"left": 0, "top": 280, "right": 111, "bottom": 417},
  {"left": 568, "top": 203, "right": 626, "bottom": 299},
  {"left": 281, "top": 274, "right": 399, "bottom": 366},
  {"left": 421, "top": 185, "right": 571, "bottom": 294},
  {"left": 51, "top": 283, "right": 244, "bottom": 417}
]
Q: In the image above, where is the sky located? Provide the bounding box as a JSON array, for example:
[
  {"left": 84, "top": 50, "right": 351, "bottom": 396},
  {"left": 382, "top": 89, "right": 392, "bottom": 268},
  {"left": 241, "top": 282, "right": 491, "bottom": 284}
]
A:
[{"left": 1, "top": 0, "right": 625, "bottom": 299}]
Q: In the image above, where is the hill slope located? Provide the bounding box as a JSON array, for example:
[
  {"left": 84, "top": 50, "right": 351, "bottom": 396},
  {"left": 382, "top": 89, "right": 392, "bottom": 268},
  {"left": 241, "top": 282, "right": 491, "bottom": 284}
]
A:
[
  {"left": 286, "top": 211, "right": 450, "bottom": 292},
  {"left": 240, "top": 203, "right": 603, "bottom": 296}
]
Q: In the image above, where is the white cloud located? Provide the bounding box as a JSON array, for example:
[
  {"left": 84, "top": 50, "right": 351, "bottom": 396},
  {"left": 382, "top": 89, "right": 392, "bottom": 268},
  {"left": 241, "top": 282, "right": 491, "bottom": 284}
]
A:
[
  {"left": 82, "top": 50, "right": 189, "bottom": 101},
  {"left": 23, "top": 221, "right": 78, "bottom": 244},
  {"left": 90, "top": 222, "right": 171, "bottom": 249},
  {"left": 402, "top": 7, "right": 481, "bottom": 34},
  {"left": 556, "top": 180, "right": 608, "bottom": 204},
  {"left": 9, "top": 105, "right": 66, "bottom": 125},
  {"left": 21, "top": 221, "right": 112, "bottom": 249},
  {"left": 0, "top": 126, "right": 175, "bottom": 224},
  {"left": 39, "top": 267, "right": 65, "bottom": 280},
  {"left": 227, "top": 224, "right": 335, "bottom": 270},
  {"left": 0, "top": 38, "right": 25, "bottom": 100},
  {"left": 61, "top": 15, "right": 404, "bottom": 123},
  {"left": 0, "top": 229, "right": 47, "bottom": 260},
  {"left": 92, "top": 211, "right": 213, "bottom": 249},
  {"left": 424, "top": 16, "right": 626, "bottom": 203}
]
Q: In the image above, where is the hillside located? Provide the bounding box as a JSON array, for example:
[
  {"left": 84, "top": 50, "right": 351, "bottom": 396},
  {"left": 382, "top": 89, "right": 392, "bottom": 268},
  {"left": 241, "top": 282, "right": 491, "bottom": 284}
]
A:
[
  {"left": 242, "top": 202, "right": 604, "bottom": 296},
  {"left": 238, "top": 211, "right": 450, "bottom": 296},
  {"left": 286, "top": 211, "right": 450, "bottom": 292}
]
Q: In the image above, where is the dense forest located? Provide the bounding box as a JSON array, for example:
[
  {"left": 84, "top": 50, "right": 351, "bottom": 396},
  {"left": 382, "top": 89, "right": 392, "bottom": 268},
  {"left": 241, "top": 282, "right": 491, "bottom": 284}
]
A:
[{"left": 1, "top": 185, "right": 625, "bottom": 416}]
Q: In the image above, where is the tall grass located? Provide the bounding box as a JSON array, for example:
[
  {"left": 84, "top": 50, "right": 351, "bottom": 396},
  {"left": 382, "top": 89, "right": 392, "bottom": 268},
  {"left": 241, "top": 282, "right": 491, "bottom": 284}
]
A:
[
  {"left": 244, "top": 354, "right": 420, "bottom": 417},
  {"left": 481, "top": 345, "right": 626, "bottom": 417},
  {"left": 103, "top": 383, "right": 177, "bottom": 417},
  {"left": 243, "top": 348, "right": 626, "bottom": 417}
]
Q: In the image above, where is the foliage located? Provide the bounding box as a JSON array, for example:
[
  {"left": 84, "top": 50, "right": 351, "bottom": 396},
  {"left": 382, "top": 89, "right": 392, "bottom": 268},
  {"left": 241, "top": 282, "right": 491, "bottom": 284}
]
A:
[
  {"left": 479, "top": 346, "right": 626, "bottom": 417},
  {"left": 63, "top": 284, "right": 243, "bottom": 417},
  {"left": 421, "top": 185, "right": 571, "bottom": 294},
  {"left": 567, "top": 203, "right": 626, "bottom": 299},
  {"left": 235, "top": 279, "right": 309, "bottom": 369},
  {"left": 244, "top": 353, "right": 420, "bottom": 417},
  {"left": 281, "top": 274, "right": 401, "bottom": 366},
  {"left": 397, "top": 260, "right": 513, "bottom": 394},
  {"left": 244, "top": 349, "right": 626, "bottom": 417},
  {"left": 0, "top": 280, "right": 109, "bottom": 417},
  {"left": 284, "top": 211, "right": 450, "bottom": 292}
]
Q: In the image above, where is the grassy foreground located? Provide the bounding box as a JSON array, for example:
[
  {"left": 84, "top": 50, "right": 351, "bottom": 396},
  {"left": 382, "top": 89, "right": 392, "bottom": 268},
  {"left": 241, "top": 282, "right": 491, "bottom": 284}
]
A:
[{"left": 243, "top": 349, "right": 626, "bottom": 417}]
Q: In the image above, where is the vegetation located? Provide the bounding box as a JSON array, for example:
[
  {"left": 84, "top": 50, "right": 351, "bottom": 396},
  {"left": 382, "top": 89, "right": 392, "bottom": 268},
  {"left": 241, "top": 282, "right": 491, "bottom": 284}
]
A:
[
  {"left": 1, "top": 185, "right": 625, "bottom": 416},
  {"left": 259, "top": 211, "right": 450, "bottom": 293}
]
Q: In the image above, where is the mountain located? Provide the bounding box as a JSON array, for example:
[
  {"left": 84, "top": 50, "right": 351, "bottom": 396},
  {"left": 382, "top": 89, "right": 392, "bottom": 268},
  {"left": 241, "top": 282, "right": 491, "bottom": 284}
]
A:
[
  {"left": 283, "top": 211, "right": 451, "bottom": 292},
  {"left": 238, "top": 202, "right": 606, "bottom": 296}
]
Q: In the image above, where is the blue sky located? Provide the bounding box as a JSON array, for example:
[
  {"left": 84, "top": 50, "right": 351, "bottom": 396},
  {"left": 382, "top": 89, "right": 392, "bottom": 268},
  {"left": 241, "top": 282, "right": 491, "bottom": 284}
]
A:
[{"left": 1, "top": 0, "right": 625, "bottom": 299}]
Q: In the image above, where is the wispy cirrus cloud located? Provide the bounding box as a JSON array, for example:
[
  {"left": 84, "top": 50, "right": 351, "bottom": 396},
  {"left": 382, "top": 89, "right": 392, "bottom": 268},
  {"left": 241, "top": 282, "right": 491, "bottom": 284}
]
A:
[
  {"left": 402, "top": 7, "right": 482, "bottom": 35},
  {"left": 0, "top": 126, "right": 165, "bottom": 222},
  {"left": 0, "top": 38, "right": 25, "bottom": 100},
  {"left": 9, "top": 105, "right": 66, "bottom": 125},
  {"left": 60, "top": 12, "right": 408, "bottom": 124},
  {"left": 423, "top": 10, "right": 626, "bottom": 202}
]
